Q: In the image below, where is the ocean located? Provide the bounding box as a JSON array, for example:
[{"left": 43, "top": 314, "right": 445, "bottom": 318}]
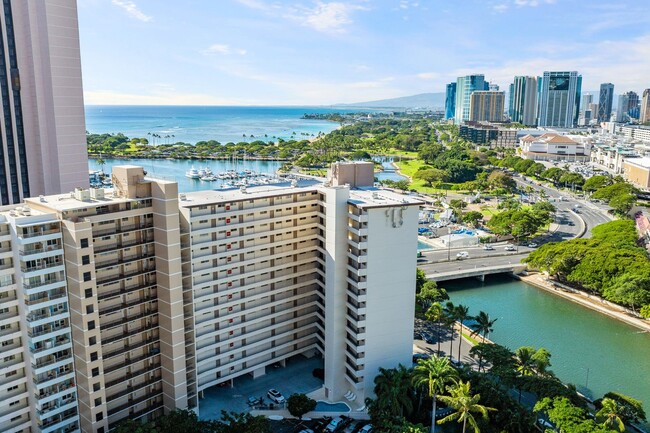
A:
[{"left": 84, "top": 105, "right": 356, "bottom": 145}]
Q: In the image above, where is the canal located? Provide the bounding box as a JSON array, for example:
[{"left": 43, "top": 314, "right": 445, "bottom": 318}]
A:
[{"left": 446, "top": 275, "right": 650, "bottom": 416}]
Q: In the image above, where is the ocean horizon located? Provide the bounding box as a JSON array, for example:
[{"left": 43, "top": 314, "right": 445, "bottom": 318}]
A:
[{"left": 84, "top": 105, "right": 361, "bottom": 145}]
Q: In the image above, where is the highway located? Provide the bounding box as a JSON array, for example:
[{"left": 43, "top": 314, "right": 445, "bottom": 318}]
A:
[{"left": 418, "top": 174, "right": 614, "bottom": 273}]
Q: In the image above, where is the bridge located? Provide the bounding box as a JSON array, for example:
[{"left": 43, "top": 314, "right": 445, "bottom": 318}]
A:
[{"left": 422, "top": 263, "right": 528, "bottom": 282}]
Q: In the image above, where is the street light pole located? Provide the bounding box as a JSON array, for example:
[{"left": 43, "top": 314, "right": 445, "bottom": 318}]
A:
[{"left": 447, "top": 229, "right": 452, "bottom": 262}]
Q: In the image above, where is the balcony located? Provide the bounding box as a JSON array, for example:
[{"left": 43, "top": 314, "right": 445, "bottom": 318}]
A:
[
  {"left": 106, "top": 375, "right": 162, "bottom": 402},
  {"left": 108, "top": 401, "right": 163, "bottom": 431},
  {"left": 20, "top": 261, "right": 64, "bottom": 274},
  {"left": 28, "top": 324, "right": 69, "bottom": 339},
  {"left": 32, "top": 354, "right": 73, "bottom": 375},
  {"left": 92, "top": 223, "right": 154, "bottom": 238},
  {"left": 37, "top": 398, "right": 77, "bottom": 418},
  {"left": 19, "top": 244, "right": 63, "bottom": 257},
  {"left": 23, "top": 278, "right": 66, "bottom": 295},
  {"left": 99, "top": 296, "right": 157, "bottom": 316},
  {"left": 94, "top": 238, "right": 154, "bottom": 254},
  {"left": 27, "top": 309, "right": 69, "bottom": 327},
  {"left": 18, "top": 228, "right": 59, "bottom": 240},
  {"left": 96, "top": 268, "right": 155, "bottom": 285},
  {"left": 103, "top": 352, "right": 160, "bottom": 375},
  {"left": 107, "top": 389, "right": 162, "bottom": 417},
  {"left": 105, "top": 366, "right": 161, "bottom": 389},
  {"left": 37, "top": 409, "right": 78, "bottom": 433},
  {"left": 102, "top": 323, "right": 158, "bottom": 345},
  {"left": 30, "top": 336, "right": 71, "bottom": 355},
  {"left": 25, "top": 290, "right": 67, "bottom": 308},
  {"left": 101, "top": 308, "right": 157, "bottom": 331},
  {"left": 33, "top": 369, "right": 74, "bottom": 388},
  {"left": 95, "top": 252, "right": 156, "bottom": 271},
  {"left": 102, "top": 337, "right": 158, "bottom": 360},
  {"left": 98, "top": 281, "right": 156, "bottom": 301}
]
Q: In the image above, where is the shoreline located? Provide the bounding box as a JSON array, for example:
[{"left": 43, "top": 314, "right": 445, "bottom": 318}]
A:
[{"left": 516, "top": 273, "right": 650, "bottom": 333}]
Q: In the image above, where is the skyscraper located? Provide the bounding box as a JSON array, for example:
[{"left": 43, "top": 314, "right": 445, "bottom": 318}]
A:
[
  {"left": 488, "top": 83, "right": 500, "bottom": 92},
  {"left": 617, "top": 91, "right": 639, "bottom": 122},
  {"left": 642, "top": 89, "right": 650, "bottom": 124},
  {"left": 537, "top": 71, "right": 582, "bottom": 128},
  {"left": 0, "top": 0, "right": 89, "bottom": 206},
  {"left": 469, "top": 91, "right": 505, "bottom": 122},
  {"left": 445, "top": 82, "right": 456, "bottom": 120},
  {"left": 454, "top": 74, "right": 485, "bottom": 124},
  {"left": 509, "top": 76, "right": 538, "bottom": 126},
  {"left": 597, "top": 83, "right": 615, "bottom": 123}
]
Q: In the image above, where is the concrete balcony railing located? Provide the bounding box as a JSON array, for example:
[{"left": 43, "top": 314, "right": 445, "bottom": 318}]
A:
[
  {"left": 18, "top": 229, "right": 60, "bottom": 240},
  {"left": 19, "top": 245, "right": 62, "bottom": 257}
]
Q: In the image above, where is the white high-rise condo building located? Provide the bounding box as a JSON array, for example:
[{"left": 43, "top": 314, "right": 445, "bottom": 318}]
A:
[
  {"left": 0, "top": 162, "right": 422, "bottom": 432},
  {"left": 0, "top": 0, "right": 89, "bottom": 205},
  {"left": 537, "top": 71, "right": 582, "bottom": 128}
]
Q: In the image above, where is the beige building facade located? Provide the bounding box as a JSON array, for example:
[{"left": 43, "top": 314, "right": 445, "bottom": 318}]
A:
[{"left": 0, "top": 162, "right": 421, "bottom": 432}]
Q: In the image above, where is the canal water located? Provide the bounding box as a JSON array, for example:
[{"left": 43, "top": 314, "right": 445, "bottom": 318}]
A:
[{"left": 446, "top": 275, "right": 650, "bottom": 414}]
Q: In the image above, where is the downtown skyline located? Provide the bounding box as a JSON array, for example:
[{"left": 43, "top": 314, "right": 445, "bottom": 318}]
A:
[{"left": 78, "top": 0, "right": 650, "bottom": 105}]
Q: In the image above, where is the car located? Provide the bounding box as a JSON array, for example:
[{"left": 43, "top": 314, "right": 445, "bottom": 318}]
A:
[
  {"left": 298, "top": 430, "right": 315, "bottom": 433},
  {"left": 456, "top": 251, "right": 469, "bottom": 260},
  {"left": 527, "top": 243, "right": 538, "bottom": 248},
  {"left": 423, "top": 333, "right": 436, "bottom": 344},
  {"left": 483, "top": 244, "right": 494, "bottom": 251},
  {"left": 325, "top": 416, "right": 351, "bottom": 433},
  {"left": 504, "top": 245, "right": 516, "bottom": 251},
  {"left": 267, "top": 388, "right": 285, "bottom": 404},
  {"left": 412, "top": 353, "right": 431, "bottom": 363},
  {"left": 537, "top": 418, "right": 554, "bottom": 430},
  {"left": 359, "top": 424, "right": 373, "bottom": 433},
  {"left": 247, "top": 396, "right": 261, "bottom": 407}
]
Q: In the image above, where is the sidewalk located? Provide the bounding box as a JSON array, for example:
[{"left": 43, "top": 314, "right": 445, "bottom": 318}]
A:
[{"left": 519, "top": 273, "right": 650, "bottom": 333}]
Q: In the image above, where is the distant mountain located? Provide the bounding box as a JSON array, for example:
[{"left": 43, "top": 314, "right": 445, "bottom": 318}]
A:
[{"left": 334, "top": 92, "right": 446, "bottom": 109}]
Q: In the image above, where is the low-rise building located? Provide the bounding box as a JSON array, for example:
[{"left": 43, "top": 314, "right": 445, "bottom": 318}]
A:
[
  {"left": 590, "top": 143, "right": 639, "bottom": 175},
  {"left": 459, "top": 122, "right": 517, "bottom": 148},
  {"left": 519, "top": 133, "right": 591, "bottom": 161},
  {"left": 623, "top": 157, "right": 650, "bottom": 190}
]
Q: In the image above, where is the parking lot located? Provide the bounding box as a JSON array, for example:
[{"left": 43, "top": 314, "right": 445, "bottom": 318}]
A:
[{"left": 198, "top": 355, "right": 324, "bottom": 420}]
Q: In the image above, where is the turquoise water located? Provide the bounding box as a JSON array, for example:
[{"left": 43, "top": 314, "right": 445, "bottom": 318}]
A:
[
  {"left": 88, "top": 157, "right": 284, "bottom": 193},
  {"left": 418, "top": 240, "right": 434, "bottom": 251},
  {"left": 85, "top": 105, "right": 356, "bottom": 144},
  {"left": 314, "top": 401, "right": 350, "bottom": 412},
  {"left": 446, "top": 275, "right": 650, "bottom": 413}
]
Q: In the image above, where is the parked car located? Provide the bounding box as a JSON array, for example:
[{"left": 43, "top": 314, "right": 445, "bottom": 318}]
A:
[
  {"left": 504, "top": 244, "right": 516, "bottom": 251},
  {"left": 267, "top": 388, "right": 285, "bottom": 404},
  {"left": 482, "top": 244, "right": 494, "bottom": 251},
  {"left": 527, "top": 243, "right": 538, "bottom": 248},
  {"left": 298, "top": 430, "right": 315, "bottom": 433},
  {"left": 325, "top": 416, "right": 351, "bottom": 433},
  {"left": 359, "top": 424, "right": 373, "bottom": 433},
  {"left": 456, "top": 251, "right": 469, "bottom": 260},
  {"left": 412, "top": 353, "right": 431, "bottom": 363},
  {"left": 423, "top": 333, "right": 436, "bottom": 344}
]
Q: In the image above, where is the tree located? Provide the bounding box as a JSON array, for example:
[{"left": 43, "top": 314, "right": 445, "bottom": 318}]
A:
[
  {"left": 215, "top": 411, "right": 271, "bottom": 433},
  {"left": 426, "top": 303, "right": 444, "bottom": 355},
  {"left": 96, "top": 157, "right": 106, "bottom": 174},
  {"left": 463, "top": 211, "right": 484, "bottom": 228},
  {"left": 641, "top": 304, "right": 650, "bottom": 319},
  {"left": 487, "top": 171, "right": 516, "bottom": 192},
  {"left": 412, "top": 356, "right": 459, "bottom": 433},
  {"left": 470, "top": 311, "right": 497, "bottom": 343},
  {"left": 415, "top": 168, "right": 448, "bottom": 187},
  {"left": 369, "top": 365, "right": 414, "bottom": 423},
  {"left": 535, "top": 397, "right": 607, "bottom": 433},
  {"left": 599, "top": 392, "right": 647, "bottom": 424},
  {"left": 454, "top": 304, "right": 471, "bottom": 361},
  {"left": 583, "top": 175, "right": 613, "bottom": 192},
  {"left": 417, "top": 281, "right": 449, "bottom": 309},
  {"left": 416, "top": 268, "right": 428, "bottom": 293},
  {"left": 596, "top": 398, "right": 626, "bottom": 432},
  {"left": 437, "top": 380, "right": 496, "bottom": 433},
  {"left": 286, "top": 394, "right": 317, "bottom": 419},
  {"left": 393, "top": 179, "right": 411, "bottom": 191}
]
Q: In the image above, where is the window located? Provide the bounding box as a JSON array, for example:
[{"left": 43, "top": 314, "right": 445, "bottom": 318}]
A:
[
  {"left": 96, "top": 412, "right": 103, "bottom": 422},
  {"left": 94, "top": 397, "right": 102, "bottom": 406},
  {"left": 88, "top": 320, "right": 96, "bottom": 330},
  {"left": 93, "top": 382, "right": 100, "bottom": 392},
  {"left": 85, "top": 288, "right": 93, "bottom": 298},
  {"left": 98, "top": 428, "right": 105, "bottom": 433},
  {"left": 86, "top": 305, "right": 94, "bottom": 314},
  {"left": 82, "top": 255, "right": 90, "bottom": 265},
  {"left": 80, "top": 238, "right": 88, "bottom": 248},
  {"left": 92, "top": 367, "right": 99, "bottom": 377},
  {"left": 83, "top": 272, "right": 92, "bottom": 282},
  {"left": 90, "top": 352, "right": 98, "bottom": 362},
  {"left": 89, "top": 336, "right": 97, "bottom": 346}
]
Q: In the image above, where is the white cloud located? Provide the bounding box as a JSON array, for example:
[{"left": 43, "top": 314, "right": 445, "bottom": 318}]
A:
[
  {"left": 111, "top": 0, "right": 152, "bottom": 22},
  {"left": 204, "top": 44, "right": 247, "bottom": 56},
  {"left": 493, "top": 4, "right": 508, "bottom": 12},
  {"left": 514, "top": 0, "right": 556, "bottom": 6},
  {"left": 298, "top": 2, "right": 368, "bottom": 34}
]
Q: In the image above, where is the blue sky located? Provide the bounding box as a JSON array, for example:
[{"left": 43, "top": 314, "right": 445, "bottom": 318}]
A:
[{"left": 78, "top": 0, "right": 650, "bottom": 105}]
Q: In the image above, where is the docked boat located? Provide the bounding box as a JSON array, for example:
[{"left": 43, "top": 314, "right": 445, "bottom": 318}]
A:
[{"left": 186, "top": 166, "right": 200, "bottom": 179}]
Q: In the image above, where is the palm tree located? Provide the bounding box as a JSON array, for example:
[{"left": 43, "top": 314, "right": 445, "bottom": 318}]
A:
[
  {"left": 372, "top": 365, "right": 413, "bottom": 418},
  {"left": 96, "top": 157, "right": 105, "bottom": 175},
  {"left": 437, "top": 380, "right": 495, "bottom": 433},
  {"left": 470, "top": 311, "right": 498, "bottom": 343},
  {"left": 425, "top": 303, "right": 443, "bottom": 356},
  {"left": 513, "top": 346, "right": 536, "bottom": 402},
  {"left": 596, "top": 398, "right": 626, "bottom": 432},
  {"left": 412, "top": 356, "right": 459, "bottom": 433},
  {"left": 454, "top": 304, "right": 470, "bottom": 362},
  {"left": 443, "top": 302, "right": 456, "bottom": 359}
]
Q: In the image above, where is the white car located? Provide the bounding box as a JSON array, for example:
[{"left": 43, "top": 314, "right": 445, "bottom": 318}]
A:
[
  {"left": 504, "top": 245, "right": 516, "bottom": 251},
  {"left": 359, "top": 424, "right": 373, "bottom": 433},
  {"left": 325, "top": 417, "right": 345, "bottom": 432},
  {"left": 528, "top": 243, "right": 538, "bottom": 248},
  {"left": 456, "top": 251, "right": 469, "bottom": 260},
  {"left": 267, "top": 388, "right": 285, "bottom": 404},
  {"left": 483, "top": 244, "right": 494, "bottom": 251}
]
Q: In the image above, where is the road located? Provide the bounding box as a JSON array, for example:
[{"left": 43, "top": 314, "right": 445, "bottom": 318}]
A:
[{"left": 418, "top": 174, "right": 613, "bottom": 271}]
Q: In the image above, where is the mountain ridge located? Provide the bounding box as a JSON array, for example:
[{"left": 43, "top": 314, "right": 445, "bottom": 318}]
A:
[{"left": 333, "top": 92, "right": 446, "bottom": 109}]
